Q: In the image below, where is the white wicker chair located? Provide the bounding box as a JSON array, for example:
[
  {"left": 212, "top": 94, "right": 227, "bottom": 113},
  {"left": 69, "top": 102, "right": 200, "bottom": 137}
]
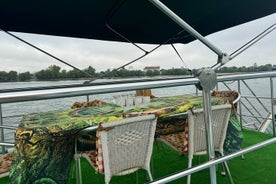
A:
[
  {"left": 74, "top": 114, "right": 157, "bottom": 184},
  {"left": 187, "top": 104, "right": 234, "bottom": 184}
]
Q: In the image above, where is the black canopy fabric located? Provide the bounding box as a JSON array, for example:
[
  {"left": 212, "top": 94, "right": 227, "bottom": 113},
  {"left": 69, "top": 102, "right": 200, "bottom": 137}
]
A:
[{"left": 1, "top": 0, "right": 276, "bottom": 45}]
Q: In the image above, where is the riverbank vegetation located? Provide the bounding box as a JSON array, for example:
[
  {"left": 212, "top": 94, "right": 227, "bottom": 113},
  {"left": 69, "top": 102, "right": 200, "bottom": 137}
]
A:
[{"left": 0, "top": 63, "right": 275, "bottom": 82}]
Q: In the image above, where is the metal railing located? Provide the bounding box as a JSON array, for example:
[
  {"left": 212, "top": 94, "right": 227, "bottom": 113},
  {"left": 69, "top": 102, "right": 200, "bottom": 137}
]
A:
[
  {"left": 219, "top": 73, "right": 276, "bottom": 134},
  {"left": 149, "top": 136, "right": 276, "bottom": 184},
  {"left": 0, "top": 71, "right": 276, "bottom": 183}
]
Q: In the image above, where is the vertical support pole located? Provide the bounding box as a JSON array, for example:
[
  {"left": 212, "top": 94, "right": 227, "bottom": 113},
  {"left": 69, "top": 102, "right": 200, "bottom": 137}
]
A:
[
  {"left": 238, "top": 80, "right": 243, "bottom": 129},
  {"left": 202, "top": 89, "right": 217, "bottom": 184},
  {"left": 0, "top": 104, "right": 5, "bottom": 153},
  {"left": 198, "top": 68, "right": 218, "bottom": 184},
  {"left": 75, "top": 139, "right": 83, "bottom": 184},
  {"left": 270, "top": 77, "right": 275, "bottom": 137}
]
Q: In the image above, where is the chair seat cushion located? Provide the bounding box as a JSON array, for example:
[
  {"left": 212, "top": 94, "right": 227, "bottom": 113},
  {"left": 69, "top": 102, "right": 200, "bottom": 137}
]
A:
[
  {"left": 159, "top": 131, "right": 188, "bottom": 154},
  {"left": 156, "top": 116, "right": 186, "bottom": 136},
  {"left": 0, "top": 152, "right": 12, "bottom": 178},
  {"left": 81, "top": 150, "right": 98, "bottom": 168},
  {"left": 80, "top": 130, "right": 104, "bottom": 174}
]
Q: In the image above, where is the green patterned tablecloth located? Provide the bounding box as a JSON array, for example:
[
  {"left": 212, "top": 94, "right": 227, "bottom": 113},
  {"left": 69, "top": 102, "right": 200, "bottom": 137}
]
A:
[{"left": 10, "top": 95, "right": 241, "bottom": 184}]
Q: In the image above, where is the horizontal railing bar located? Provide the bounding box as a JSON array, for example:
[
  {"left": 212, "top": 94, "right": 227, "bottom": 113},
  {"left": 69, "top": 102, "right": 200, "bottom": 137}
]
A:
[
  {"left": 0, "top": 76, "right": 193, "bottom": 93},
  {"left": 150, "top": 137, "right": 276, "bottom": 184},
  {"left": 243, "top": 122, "right": 258, "bottom": 127},
  {"left": 241, "top": 95, "right": 274, "bottom": 100},
  {"left": 1, "top": 71, "right": 276, "bottom": 104},
  {"left": 241, "top": 114, "right": 270, "bottom": 119},
  {"left": 0, "top": 125, "right": 17, "bottom": 130},
  {"left": 0, "top": 78, "right": 199, "bottom": 103},
  {"left": 0, "top": 142, "right": 14, "bottom": 147},
  {"left": 217, "top": 71, "right": 276, "bottom": 82},
  {"left": 1, "top": 114, "right": 24, "bottom": 119}
]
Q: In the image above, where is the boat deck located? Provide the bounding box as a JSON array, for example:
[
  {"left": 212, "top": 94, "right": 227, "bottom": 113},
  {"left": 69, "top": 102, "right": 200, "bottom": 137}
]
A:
[{"left": 1, "top": 129, "right": 274, "bottom": 184}]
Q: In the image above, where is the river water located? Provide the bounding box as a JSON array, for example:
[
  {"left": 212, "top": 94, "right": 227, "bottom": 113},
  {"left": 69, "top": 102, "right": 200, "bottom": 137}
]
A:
[{"left": 1, "top": 77, "right": 275, "bottom": 143}]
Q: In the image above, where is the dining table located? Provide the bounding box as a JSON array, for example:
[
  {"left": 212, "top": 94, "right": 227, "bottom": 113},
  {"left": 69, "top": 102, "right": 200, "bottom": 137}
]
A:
[{"left": 9, "top": 93, "right": 243, "bottom": 184}]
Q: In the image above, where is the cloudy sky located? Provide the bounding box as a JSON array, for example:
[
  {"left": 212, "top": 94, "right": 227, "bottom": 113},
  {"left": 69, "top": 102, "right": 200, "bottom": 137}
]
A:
[{"left": 0, "top": 13, "right": 275, "bottom": 73}]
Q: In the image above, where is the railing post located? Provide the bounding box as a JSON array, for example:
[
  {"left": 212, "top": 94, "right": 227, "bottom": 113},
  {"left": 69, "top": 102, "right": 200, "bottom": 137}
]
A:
[
  {"left": 0, "top": 104, "right": 5, "bottom": 153},
  {"left": 270, "top": 77, "right": 275, "bottom": 136},
  {"left": 238, "top": 80, "right": 243, "bottom": 129}
]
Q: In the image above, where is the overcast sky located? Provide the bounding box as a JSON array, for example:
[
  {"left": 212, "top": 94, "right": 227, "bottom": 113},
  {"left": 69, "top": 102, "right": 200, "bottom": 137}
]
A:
[{"left": 0, "top": 13, "right": 275, "bottom": 73}]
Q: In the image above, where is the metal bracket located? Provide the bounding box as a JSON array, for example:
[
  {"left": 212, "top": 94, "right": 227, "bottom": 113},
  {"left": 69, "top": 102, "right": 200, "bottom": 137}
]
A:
[{"left": 199, "top": 68, "right": 217, "bottom": 91}]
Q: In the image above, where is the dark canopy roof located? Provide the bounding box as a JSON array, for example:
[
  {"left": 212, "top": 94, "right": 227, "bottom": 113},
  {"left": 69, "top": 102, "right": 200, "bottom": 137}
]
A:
[{"left": 1, "top": 0, "right": 276, "bottom": 44}]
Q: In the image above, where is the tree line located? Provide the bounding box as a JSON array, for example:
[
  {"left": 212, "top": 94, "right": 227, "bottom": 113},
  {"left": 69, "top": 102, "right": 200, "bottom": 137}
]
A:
[{"left": 0, "top": 63, "right": 275, "bottom": 82}]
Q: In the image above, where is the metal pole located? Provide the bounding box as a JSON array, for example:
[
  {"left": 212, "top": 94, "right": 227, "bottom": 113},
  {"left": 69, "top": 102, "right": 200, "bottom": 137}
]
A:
[
  {"left": 270, "top": 77, "right": 276, "bottom": 136},
  {"left": 0, "top": 142, "right": 14, "bottom": 147},
  {"left": 150, "top": 137, "right": 276, "bottom": 184},
  {"left": 148, "top": 0, "right": 224, "bottom": 58},
  {"left": 198, "top": 68, "right": 218, "bottom": 184},
  {"left": 75, "top": 139, "right": 83, "bottom": 184},
  {"left": 238, "top": 80, "right": 243, "bottom": 129},
  {"left": 202, "top": 89, "right": 217, "bottom": 184},
  {"left": 0, "top": 104, "right": 5, "bottom": 153},
  {"left": 229, "top": 24, "right": 276, "bottom": 60},
  {"left": 1, "top": 72, "right": 276, "bottom": 104}
]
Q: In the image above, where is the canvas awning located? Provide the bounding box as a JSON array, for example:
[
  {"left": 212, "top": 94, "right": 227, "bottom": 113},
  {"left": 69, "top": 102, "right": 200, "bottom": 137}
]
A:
[{"left": 1, "top": 0, "right": 275, "bottom": 45}]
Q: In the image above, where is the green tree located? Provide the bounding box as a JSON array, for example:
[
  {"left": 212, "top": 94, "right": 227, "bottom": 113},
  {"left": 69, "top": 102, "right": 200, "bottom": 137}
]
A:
[
  {"left": 0, "top": 71, "right": 8, "bottom": 82},
  {"left": 67, "top": 69, "right": 85, "bottom": 79},
  {"left": 48, "top": 65, "right": 61, "bottom": 79},
  {"left": 259, "top": 64, "right": 272, "bottom": 71},
  {"left": 83, "top": 66, "right": 96, "bottom": 76},
  {"left": 145, "top": 70, "right": 154, "bottom": 77},
  {"left": 132, "top": 70, "right": 145, "bottom": 77},
  {"left": 18, "top": 72, "right": 31, "bottom": 81},
  {"left": 7, "top": 71, "right": 18, "bottom": 81},
  {"left": 35, "top": 69, "right": 51, "bottom": 80},
  {"left": 153, "top": 70, "right": 160, "bottom": 76},
  {"left": 115, "top": 69, "right": 129, "bottom": 78},
  {"left": 59, "top": 69, "right": 67, "bottom": 79},
  {"left": 35, "top": 65, "right": 62, "bottom": 80},
  {"left": 161, "top": 67, "right": 190, "bottom": 75}
]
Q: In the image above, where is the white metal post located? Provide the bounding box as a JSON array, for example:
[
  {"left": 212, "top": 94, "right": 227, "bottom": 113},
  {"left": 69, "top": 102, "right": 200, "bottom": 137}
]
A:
[{"left": 199, "top": 68, "right": 218, "bottom": 184}]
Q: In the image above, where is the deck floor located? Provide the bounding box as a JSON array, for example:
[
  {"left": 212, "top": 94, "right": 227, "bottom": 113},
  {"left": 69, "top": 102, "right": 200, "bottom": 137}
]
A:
[{"left": 1, "top": 129, "right": 275, "bottom": 184}]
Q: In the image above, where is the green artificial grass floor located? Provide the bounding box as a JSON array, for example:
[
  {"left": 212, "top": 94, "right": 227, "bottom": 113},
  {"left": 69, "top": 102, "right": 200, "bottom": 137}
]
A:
[{"left": 1, "top": 129, "right": 275, "bottom": 184}]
